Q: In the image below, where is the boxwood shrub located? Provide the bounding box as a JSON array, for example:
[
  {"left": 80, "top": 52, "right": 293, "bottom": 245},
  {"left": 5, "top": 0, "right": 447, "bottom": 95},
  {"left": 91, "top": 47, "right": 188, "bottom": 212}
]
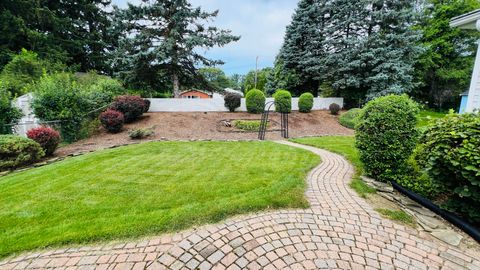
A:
[
  {"left": 339, "top": 108, "right": 362, "bottom": 129},
  {"left": 355, "top": 94, "right": 419, "bottom": 183},
  {"left": 274, "top": 89, "right": 292, "bottom": 113},
  {"left": 0, "top": 135, "right": 44, "bottom": 171},
  {"left": 298, "top": 93, "right": 314, "bottom": 113},
  {"left": 416, "top": 112, "right": 480, "bottom": 224},
  {"left": 245, "top": 89, "right": 265, "bottom": 114}
]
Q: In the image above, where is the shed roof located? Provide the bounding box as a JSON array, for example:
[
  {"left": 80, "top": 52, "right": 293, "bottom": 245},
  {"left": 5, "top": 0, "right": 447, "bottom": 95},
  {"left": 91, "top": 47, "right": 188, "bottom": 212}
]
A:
[{"left": 450, "top": 9, "right": 480, "bottom": 29}]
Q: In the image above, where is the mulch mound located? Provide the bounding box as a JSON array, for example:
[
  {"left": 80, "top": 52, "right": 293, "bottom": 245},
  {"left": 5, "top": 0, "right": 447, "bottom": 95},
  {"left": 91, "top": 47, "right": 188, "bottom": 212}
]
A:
[{"left": 56, "top": 110, "right": 353, "bottom": 157}]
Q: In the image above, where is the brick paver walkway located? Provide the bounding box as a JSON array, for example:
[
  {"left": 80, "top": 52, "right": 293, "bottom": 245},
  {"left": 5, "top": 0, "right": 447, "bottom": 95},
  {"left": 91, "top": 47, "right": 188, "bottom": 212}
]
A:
[{"left": 1, "top": 141, "right": 479, "bottom": 270}]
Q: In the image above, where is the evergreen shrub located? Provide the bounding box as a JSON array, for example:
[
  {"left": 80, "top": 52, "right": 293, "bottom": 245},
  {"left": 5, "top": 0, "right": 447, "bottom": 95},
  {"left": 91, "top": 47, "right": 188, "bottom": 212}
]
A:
[
  {"left": 274, "top": 89, "right": 292, "bottom": 113},
  {"left": 298, "top": 93, "right": 314, "bottom": 113},
  {"left": 339, "top": 108, "right": 362, "bottom": 129},
  {"left": 355, "top": 95, "right": 419, "bottom": 183},
  {"left": 0, "top": 135, "right": 44, "bottom": 171},
  {"left": 245, "top": 89, "right": 265, "bottom": 114}
]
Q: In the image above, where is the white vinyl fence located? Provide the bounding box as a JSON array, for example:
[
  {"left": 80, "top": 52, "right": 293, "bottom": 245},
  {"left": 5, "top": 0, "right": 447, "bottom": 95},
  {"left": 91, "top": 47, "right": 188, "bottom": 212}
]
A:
[{"left": 148, "top": 97, "right": 344, "bottom": 112}]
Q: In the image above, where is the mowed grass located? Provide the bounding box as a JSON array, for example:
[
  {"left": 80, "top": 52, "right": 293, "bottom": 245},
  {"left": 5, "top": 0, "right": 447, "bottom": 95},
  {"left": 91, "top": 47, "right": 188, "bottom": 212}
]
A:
[
  {"left": 290, "top": 136, "right": 375, "bottom": 198},
  {"left": 417, "top": 110, "right": 447, "bottom": 128},
  {"left": 0, "top": 141, "right": 320, "bottom": 258}
]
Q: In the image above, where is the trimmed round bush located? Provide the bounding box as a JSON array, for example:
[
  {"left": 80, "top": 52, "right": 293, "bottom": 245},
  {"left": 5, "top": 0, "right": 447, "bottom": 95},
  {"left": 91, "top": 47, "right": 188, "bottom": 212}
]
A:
[
  {"left": 298, "top": 93, "right": 314, "bottom": 113},
  {"left": 329, "top": 103, "right": 341, "bottom": 115},
  {"left": 142, "top": 99, "right": 151, "bottom": 113},
  {"left": 0, "top": 135, "right": 44, "bottom": 171},
  {"left": 416, "top": 112, "right": 480, "bottom": 224},
  {"left": 355, "top": 94, "right": 419, "bottom": 183},
  {"left": 110, "top": 95, "right": 146, "bottom": 123},
  {"left": 224, "top": 92, "right": 242, "bottom": 112},
  {"left": 339, "top": 108, "right": 362, "bottom": 129},
  {"left": 245, "top": 89, "right": 266, "bottom": 114},
  {"left": 26, "top": 126, "right": 61, "bottom": 156},
  {"left": 100, "top": 109, "right": 124, "bottom": 133},
  {"left": 274, "top": 89, "right": 292, "bottom": 113}
]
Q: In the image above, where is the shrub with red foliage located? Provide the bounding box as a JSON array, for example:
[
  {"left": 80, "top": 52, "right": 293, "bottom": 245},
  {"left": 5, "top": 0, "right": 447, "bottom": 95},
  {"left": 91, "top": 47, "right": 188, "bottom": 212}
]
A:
[
  {"left": 26, "top": 126, "right": 61, "bottom": 156},
  {"left": 110, "top": 95, "right": 146, "bottom": 123},
  {"left": 99, "top": 109, "right": 124, "bottom": 133}
]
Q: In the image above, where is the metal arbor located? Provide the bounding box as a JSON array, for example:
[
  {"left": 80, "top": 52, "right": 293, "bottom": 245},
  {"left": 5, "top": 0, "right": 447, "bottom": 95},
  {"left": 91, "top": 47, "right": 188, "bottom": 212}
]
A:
[{"left": 258, "top": 101, "right": 289, "bottom": 140}]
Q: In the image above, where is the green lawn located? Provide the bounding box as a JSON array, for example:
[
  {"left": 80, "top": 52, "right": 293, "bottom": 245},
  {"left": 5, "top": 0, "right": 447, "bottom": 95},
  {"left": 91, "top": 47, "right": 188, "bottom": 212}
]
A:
[
  {"left": 290, "top": 136, "right": 375, "bottom": 198},
  {"left": 0, "top": 141, "right": 319, "bottom": 258},
  {"left": 417, "top": 110, "right": 447, "bottom": 128}
]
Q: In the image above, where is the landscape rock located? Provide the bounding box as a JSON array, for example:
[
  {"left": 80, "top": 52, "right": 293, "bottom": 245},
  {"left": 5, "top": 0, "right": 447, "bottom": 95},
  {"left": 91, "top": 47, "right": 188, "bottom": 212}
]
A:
[
  {"left": 415, "top": 214, "right": 446, "bottom": 232},
  {"left": 431, "top": 230, "right": 463, "bottom": 246}
]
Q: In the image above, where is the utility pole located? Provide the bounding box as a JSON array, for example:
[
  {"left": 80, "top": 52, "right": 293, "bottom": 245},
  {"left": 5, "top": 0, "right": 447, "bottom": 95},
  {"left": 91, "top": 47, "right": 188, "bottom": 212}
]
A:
[{"left": 254, "top": 56, "right": 259, "bottom": 89}]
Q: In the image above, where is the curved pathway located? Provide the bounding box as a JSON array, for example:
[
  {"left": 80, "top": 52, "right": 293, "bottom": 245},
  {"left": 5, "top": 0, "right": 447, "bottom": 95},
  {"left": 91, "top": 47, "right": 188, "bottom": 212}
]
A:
[{"left": 0, "top": 141, "right": 478, "bottom": 270}]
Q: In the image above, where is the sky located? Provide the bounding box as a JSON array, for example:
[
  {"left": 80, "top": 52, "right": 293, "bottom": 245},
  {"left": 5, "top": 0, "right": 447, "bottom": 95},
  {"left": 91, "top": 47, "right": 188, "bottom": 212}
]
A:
[{"left": 110, "top": 0, "right": 299, "bottom": 75}]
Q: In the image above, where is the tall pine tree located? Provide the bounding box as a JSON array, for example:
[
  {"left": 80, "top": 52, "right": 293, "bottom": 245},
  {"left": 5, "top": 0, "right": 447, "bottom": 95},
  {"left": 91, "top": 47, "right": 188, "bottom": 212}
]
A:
[
  {"left": 274, "top": 0, "right": 422, "bottom": 105},
  {"left": 111, "top": 0, "right": 239, "bottom": 97}
]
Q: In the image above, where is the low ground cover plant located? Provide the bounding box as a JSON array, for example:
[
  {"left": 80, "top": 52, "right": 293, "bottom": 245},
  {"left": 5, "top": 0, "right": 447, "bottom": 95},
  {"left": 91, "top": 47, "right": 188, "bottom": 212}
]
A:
[
  {"left": 339, "top": 108, "right": 362, "bottom": 129},
  {"left": 0, "top": 135, "right": 44, "bottom": 171},
  {"left": 233, "top": 120, "right": 264, "bottom": 131},
  {"left": 26, "top": 126, "right": 61, "bottom": 156},
  {"left": 128, "top": 127, "right": 154, "bottom": 139},
  {"left": 356, "top": 95, "right": 419, "bottom": 183},
  {"left": 100, "top": 109, "right": 124, "bottom": 133},
  {"left": 298, "top": 93, "right": 314, "bottom": 113},
  {"left": 110, "top": 95, "right": 147, "bottom": 123},
  {"left": 274, "top": 89, "right": 292, "bottom": 113},
  {"left": 245, "top": 89, "right": 265, "bottom": 114},
  {"left": 224, "top": 92, "right": 242, "bottom": 112}
]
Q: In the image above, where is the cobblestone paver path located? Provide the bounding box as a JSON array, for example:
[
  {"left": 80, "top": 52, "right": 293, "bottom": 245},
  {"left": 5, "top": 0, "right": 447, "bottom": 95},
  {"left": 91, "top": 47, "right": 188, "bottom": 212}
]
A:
[{"left": 1, "top": 141, "right": 479, "bottom": 270}]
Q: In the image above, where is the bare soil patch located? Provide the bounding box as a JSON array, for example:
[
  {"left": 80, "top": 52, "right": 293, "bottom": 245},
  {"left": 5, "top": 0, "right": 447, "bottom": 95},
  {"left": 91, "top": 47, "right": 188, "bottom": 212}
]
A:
[{"left": 56, "top": 110, "right": 353, "bottom": 156}]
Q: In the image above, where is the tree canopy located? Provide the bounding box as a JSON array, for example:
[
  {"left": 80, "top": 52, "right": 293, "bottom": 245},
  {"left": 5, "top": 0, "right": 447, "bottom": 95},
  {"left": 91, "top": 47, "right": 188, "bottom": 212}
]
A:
[
  {"left": 413, "top": 0, "right": 480, "bottom": 109},
  {"left": 273, "top": 0, "right": 422, "bottom": 105},
  {"left": 110, "top": 0, "right": 240, "bottom": 97},
  {"left": 0, "top": 0, "right": 114, "bottom": 73}
]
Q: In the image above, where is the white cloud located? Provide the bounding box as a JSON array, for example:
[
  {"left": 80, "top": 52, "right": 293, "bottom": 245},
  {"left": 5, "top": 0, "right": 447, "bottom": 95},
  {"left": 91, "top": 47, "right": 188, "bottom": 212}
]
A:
[{"left": 111, "top": 0, "right": 298, "bottom": 74}]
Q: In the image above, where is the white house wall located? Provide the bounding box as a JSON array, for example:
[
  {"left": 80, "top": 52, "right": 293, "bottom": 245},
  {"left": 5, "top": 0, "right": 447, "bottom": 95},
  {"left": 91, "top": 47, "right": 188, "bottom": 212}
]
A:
[
  {"left": 147, "top": 97, "right": 344, "bottom": 112},
  {"left": 466, "top": 40, "right": 480, "bottom": 112}
]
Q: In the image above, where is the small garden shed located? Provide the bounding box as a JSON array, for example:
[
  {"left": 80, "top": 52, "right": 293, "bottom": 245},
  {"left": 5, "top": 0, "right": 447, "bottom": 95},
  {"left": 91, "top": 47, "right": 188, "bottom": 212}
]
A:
[
  {"left": 450, "top": 9, "right": 480, "bottom": 113},
  {"left": 179, "top": 89, "right": 213, "bottom": 99}
]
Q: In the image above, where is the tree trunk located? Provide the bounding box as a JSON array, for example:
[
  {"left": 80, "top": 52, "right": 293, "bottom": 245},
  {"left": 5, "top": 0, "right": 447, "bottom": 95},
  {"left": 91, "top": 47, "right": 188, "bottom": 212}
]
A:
[{"left": 173, "top": 71, "right": 180, "bottom": 98}]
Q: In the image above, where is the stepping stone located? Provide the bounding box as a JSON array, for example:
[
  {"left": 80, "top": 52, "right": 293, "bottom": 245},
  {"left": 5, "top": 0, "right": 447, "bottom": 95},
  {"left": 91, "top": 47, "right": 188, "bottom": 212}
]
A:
[{"left": 431, "top": 229, "right": 463, "bottom": 246}]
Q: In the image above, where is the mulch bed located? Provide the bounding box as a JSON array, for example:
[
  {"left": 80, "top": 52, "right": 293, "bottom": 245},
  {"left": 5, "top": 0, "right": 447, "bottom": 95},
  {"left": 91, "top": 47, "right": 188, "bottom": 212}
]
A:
[{"left": 56, "top": 110, "right": 353, "bottom": 157}]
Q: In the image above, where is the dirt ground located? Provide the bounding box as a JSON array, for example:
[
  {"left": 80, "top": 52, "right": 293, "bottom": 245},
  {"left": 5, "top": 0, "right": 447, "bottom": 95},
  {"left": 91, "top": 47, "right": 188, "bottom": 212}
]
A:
[{"left": 56, "top": 110, "right": 353, "bottom": 156}]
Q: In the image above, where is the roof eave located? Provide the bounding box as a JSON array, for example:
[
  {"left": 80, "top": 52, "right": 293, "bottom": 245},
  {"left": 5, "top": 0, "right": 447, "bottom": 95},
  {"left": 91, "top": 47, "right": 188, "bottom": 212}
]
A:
[{"left": 450, "top": 9, "right": 480, "bottom": 29}]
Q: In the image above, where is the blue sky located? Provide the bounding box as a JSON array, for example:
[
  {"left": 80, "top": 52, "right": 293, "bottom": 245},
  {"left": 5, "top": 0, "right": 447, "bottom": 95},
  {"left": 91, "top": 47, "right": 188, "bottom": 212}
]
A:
[{"left": 111, "top": 0, "right": 298, "bottom": 75}]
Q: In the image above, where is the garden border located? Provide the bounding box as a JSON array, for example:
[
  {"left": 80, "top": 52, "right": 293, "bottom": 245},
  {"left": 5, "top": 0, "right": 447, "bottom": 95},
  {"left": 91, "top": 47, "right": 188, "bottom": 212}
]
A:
[{"left": 391, "top": 181, "right": 480, "bottom": 243}]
